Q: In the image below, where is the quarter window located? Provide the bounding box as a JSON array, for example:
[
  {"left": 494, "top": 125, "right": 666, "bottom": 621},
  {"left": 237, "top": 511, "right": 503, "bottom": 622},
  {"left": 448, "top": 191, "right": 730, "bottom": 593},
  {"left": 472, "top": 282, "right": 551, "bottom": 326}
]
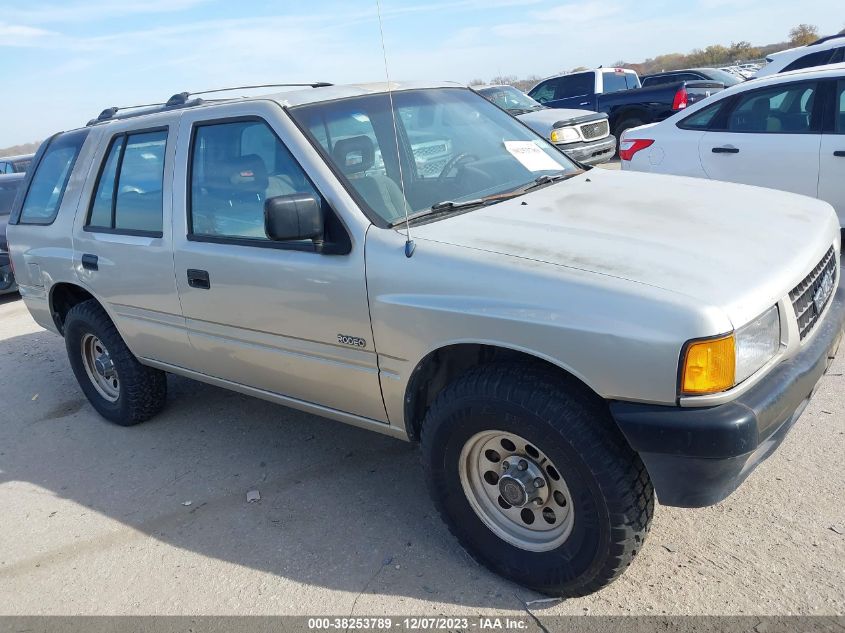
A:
[
  {"left": 87, "top": 129, "right": 167, "bottom": 234},
  {"left": 837, "top": 80, "right": 845, "bottom": 134},
  {"left": 678, "top": 101, "right": 724, "bottom": 130},
  {"left": 726, "top": 82, "right": 818, "bottom": 133},
  {"left": 189, "top": 119, "right": 322, "bottom": 241},
  {"left": 20, "top": 132, "right": 87, "bottom": 224}
]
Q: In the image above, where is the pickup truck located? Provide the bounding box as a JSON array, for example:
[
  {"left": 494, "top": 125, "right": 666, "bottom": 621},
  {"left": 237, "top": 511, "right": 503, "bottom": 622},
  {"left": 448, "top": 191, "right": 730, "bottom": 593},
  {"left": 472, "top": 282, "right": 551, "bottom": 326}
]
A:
[{"left": 528, "top": 67, "right": 727, "bottom": 141}]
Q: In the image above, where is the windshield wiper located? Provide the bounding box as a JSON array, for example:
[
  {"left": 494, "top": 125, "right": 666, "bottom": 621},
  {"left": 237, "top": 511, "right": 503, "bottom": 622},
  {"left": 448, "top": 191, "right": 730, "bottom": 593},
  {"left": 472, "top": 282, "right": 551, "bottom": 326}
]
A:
[
  {"left": 387, "top": 172, "right": 577, "bottom": 228},
  {"left": 389, "top": 198, "right": 491, "bottom": 227},
  {"left": 513, "top": 171, "right": 571, "bottom": 194}
]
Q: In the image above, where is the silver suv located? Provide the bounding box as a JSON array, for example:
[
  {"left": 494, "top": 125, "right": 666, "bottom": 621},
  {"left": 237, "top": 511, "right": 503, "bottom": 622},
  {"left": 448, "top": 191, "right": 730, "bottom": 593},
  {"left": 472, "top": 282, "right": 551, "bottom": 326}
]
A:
[{"left": 7, "top": 81, "right": 844, "bottom": 597}]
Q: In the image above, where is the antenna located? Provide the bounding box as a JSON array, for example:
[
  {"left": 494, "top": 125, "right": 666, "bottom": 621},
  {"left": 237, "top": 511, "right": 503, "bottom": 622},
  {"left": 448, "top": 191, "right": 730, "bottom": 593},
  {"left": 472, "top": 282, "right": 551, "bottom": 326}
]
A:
[{"left": 375, "top": 0, "right": 415, "bottom": 258}]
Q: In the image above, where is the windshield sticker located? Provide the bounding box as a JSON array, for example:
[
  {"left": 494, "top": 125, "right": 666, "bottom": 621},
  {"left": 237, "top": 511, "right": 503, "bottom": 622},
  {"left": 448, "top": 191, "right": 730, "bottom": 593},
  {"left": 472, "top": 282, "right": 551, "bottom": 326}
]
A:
[{"left": 504, "top": 141, "right": 561, "bottom": 172}]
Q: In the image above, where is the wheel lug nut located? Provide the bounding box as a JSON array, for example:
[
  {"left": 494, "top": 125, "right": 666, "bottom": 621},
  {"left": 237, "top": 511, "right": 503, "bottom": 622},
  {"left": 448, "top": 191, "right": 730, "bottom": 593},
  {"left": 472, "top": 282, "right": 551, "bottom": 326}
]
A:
[
  {"left": 518, "top": 460, "right": 528, "bottom": 471},
  {"left": 502, "top": 461, "right": 510, "bottom": 470},
  {"left": 534, "top": 478, "right": 545, "bottom": 488},
  {"left": 534, "top": 498, "right": 543, "bottom": 506}
]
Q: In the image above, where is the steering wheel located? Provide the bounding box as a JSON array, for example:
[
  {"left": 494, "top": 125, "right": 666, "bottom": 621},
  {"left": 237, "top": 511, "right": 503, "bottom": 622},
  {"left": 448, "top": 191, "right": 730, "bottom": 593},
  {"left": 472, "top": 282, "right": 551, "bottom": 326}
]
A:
[{"left": 437, "top": 153, "right": 478, "bottom": 182}]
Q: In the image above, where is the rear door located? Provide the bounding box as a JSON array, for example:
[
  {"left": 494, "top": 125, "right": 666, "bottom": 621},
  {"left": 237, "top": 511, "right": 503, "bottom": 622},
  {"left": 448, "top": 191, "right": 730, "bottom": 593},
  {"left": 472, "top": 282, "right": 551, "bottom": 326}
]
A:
[
  {"left": 698, "top": 79, "right": 822, "bottom": 197},
  {"left": 72, "top": 118, "right": 190, "bottom": 367},
  {"left": 818, "top": 79, "right": 845, "bottom": 226}
]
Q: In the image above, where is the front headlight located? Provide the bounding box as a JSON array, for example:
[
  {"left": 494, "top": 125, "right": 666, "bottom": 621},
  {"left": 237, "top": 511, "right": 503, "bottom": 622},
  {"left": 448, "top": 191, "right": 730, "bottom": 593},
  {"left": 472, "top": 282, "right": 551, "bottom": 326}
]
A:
[
  {"left": 550, "top": 127, "right": 580, "bottom": 144},
  {"left": 680, "top": 306, "right": 780, "bottom": 395},
  {"left": 734, "top": 305, "right": 780, "bottom": 383}
]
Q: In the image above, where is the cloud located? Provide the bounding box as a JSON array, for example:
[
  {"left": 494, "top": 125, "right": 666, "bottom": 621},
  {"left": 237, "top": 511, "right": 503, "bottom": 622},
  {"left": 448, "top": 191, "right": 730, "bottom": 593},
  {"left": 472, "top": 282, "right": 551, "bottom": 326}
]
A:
[
  {"left": 0, "top": 21, "right": 54, "bottom": 46},
  {"left": 3, "top": 0, "right": 212, "bottom": 24}
]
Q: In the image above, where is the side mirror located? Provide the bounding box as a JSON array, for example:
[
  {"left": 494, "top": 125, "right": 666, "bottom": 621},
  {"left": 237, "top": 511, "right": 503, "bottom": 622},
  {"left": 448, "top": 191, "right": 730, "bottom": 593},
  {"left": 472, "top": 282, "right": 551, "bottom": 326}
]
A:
[{"left": 264, "top": 193, "right": 324, "bottom": 242}]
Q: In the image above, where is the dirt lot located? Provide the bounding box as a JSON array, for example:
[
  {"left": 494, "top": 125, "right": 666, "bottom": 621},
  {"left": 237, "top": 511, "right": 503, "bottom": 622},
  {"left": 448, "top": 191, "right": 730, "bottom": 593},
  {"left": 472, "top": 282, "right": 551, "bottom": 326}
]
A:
[{"left": 0, "top": 284, "right": 843, "bottom": 618}]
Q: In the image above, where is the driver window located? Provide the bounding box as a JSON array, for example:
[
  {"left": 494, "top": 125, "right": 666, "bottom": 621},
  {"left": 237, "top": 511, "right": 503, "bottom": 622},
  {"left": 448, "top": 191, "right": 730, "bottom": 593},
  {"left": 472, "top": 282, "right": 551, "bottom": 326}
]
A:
[{"left": 189, "top": 120, "right": 322, "bottom": 240}]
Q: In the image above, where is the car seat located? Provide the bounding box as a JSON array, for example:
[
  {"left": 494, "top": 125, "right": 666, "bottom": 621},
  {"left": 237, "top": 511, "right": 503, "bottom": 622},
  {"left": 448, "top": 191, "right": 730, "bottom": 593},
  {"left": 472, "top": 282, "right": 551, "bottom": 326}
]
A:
[{"left": 332, "top": 135, "right": 408, "bottom": 222}]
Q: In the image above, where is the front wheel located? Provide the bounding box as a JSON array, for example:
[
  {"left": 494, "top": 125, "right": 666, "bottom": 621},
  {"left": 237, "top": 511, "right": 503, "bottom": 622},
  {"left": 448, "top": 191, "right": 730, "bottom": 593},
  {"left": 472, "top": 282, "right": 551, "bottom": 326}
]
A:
[
  {"left": 65, "top": 299, "right": 167, "bottom": 426},
  {"left": 421, "top": 364, "right": 653, "bottom": 597}
]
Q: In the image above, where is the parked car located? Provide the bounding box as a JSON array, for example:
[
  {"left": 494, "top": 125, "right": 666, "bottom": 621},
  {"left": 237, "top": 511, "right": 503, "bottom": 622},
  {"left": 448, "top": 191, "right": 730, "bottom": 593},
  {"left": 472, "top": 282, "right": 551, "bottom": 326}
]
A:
[
  {"left": 0, "top": 153, "right": 34, "bottom": 174},
  {"left": 475, "top": 84, "right": 615, "bottom": 165},
  {"left": 7, "top": 80, "right": 844, "bottom": 597},
  {"left": 0, "top": 172, "right": 24, "bottom": 294},
  {"left": 528, "top": 67, "right": 729, "bottom": 141},
  {"left": 642, "top": 68, "right": 744, "bottom": 88},
  {"left": 757, "top": 35, "right": 845, "bottom": 78},
  {"left": 620, "top": 63, "right": 845, "bottom": 233}
]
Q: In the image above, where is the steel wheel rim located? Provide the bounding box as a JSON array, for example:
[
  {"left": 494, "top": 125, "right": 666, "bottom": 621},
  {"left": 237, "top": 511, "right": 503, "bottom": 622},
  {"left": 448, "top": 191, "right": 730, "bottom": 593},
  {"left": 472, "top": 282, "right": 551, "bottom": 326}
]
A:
[
  {"left": 80, "top": 333, "right": 120, "bottom": 402},
  {"left": 459, "top": 430, "right": 574, "bottom": 552}
]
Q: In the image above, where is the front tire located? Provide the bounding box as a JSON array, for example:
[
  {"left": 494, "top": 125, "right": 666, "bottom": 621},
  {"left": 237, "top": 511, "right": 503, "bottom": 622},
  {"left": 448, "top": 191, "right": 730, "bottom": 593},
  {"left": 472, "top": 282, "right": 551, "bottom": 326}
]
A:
[
  {"left": 65, "top": 300, "right": 167, "bottom": 426},
  {"left": 421, "top": 364, "right": 653, "bottom": 597}
]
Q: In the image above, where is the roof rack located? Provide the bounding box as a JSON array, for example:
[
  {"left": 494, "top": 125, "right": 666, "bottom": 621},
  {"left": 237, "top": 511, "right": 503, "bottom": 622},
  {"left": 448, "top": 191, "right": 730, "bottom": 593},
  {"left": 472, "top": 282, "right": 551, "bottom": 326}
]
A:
[
  {"left": 87, "top": 82, "right": 333, "bottom": 127},
  {"left": 808, "top": 34, "right": 845, "bottom": 47}
]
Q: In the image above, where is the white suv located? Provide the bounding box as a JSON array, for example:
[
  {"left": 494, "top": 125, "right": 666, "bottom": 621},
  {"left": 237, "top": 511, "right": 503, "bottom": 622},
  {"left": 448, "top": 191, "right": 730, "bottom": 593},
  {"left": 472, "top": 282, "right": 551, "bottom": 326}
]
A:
[{"left": 756, "top": 34, "right": 845, "bottom": 78}]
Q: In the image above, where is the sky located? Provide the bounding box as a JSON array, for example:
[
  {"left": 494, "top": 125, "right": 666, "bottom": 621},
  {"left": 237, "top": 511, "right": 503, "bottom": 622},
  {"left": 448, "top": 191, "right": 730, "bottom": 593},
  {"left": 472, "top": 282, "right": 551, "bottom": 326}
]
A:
[{"left": 0, "top": 0, "right": 840, "bottom": 146}]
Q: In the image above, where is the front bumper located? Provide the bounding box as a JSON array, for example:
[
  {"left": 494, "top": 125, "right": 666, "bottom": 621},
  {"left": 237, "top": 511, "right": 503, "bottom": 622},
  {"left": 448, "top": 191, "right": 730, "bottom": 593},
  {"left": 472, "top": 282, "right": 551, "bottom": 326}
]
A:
[
  {"left": 0, "top": 252, "right": 16, "bottom": 294},
  {"left": 610, "top": 284, "right": 845, "bottom": 508},
  {"left": 557, "top": 136, "right": 617, "bottom": 165}
]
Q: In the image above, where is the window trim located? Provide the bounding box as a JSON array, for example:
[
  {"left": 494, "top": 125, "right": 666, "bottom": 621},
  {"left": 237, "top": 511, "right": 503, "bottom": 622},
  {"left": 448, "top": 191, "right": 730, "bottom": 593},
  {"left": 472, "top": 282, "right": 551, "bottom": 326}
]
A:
[
  {"left": 185, "top": 114, "right": 348, "bottom": 254},
  {"left": 13, "top": 130, "right": 88, "bottom": 226},
  {"left": 84, "top": 125, "right": 168, "bottom": 238}
]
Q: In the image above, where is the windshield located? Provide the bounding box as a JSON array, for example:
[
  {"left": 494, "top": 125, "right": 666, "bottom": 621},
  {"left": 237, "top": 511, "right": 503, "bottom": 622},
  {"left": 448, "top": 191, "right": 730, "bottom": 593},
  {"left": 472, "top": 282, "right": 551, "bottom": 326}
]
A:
[
  {"left": 289, "top": 88, "right": 577, "bottom": 225},
  {"left": 476, "top": 86, "right": 544, "bottom": 113}
]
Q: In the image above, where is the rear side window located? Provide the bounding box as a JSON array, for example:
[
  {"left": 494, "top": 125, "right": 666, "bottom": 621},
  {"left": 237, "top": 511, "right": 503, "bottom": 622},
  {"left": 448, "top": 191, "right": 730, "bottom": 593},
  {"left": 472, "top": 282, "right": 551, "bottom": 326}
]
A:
[
  {"left": 86, "top": 129, "right": 167, "bottom": 235},
  {"left": 836, "top": 80, "right": 845, "bottom": 134},
  {"left": 19, "top": 132, "right": 87, "bottom": 225},
  {"left": 558, "top": 73, "right": 593, "bottom": 97}
]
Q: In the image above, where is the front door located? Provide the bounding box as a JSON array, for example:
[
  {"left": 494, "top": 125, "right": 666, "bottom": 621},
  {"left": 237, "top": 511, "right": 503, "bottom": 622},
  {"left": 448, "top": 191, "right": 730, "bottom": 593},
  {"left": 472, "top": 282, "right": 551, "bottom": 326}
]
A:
[
  {"left": 171, "top": 102, "right": 386, "bottom": 422},
  {"left": 698, "top": 79, "right": 822, "bottom": 198}
]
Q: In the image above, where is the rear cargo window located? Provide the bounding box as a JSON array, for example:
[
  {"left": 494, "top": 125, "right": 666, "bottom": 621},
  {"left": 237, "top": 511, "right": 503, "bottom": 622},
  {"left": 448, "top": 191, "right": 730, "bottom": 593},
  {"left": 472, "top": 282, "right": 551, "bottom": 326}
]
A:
[{"left": 19, "top": 133, "right": 86, "bottom": 225}]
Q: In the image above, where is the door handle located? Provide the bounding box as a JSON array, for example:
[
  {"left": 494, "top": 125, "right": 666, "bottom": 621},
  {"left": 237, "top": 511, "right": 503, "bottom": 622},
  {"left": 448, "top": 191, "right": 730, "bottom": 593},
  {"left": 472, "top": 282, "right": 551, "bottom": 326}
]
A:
[
  {"left": 81, "top": 254, "right": 98, "bottom": 271},
  {"left": 187, "top": 269, "right": 210, "bottom": 289},
  {"left": 834, "top": 151, "right": 845, "bottom": 157},
  {"left": 712, "top": 146, "right": 739, "bottom": 154},
  {"left": 579, "top": 101, "right": 590, "bottom": 106}
]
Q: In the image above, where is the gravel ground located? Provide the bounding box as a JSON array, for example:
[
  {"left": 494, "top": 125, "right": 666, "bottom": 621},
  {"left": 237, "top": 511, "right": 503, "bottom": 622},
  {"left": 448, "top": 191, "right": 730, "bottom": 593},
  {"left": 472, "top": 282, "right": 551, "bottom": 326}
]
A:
[{"left": 0, "top": 286, "right": 843, "bottom": 618}]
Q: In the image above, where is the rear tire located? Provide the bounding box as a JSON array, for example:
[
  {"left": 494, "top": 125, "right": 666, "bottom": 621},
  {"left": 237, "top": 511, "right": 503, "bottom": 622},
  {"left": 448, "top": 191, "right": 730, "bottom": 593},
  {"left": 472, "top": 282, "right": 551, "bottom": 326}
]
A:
[
  {"left": 65, "top": 299, "right": 166, "bottom": 426},
  {"left": 421, "top": 363, "right": 653, "bottom": 597}
]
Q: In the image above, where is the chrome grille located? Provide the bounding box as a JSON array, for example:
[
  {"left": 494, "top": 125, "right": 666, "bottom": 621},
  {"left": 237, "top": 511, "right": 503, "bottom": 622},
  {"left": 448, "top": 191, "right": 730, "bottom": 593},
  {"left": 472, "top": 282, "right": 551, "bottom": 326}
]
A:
[
  {"left": 578, "top": 120, "right": 609, "bottom": 140},
  {"left": 790, "top": 247, "right": 837, "bottom": 340}
]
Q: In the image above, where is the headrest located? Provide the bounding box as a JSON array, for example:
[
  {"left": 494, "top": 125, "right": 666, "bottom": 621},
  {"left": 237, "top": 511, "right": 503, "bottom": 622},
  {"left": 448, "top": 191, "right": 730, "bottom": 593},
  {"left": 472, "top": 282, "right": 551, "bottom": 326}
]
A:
[
  {"left": 751, "top": 98, "right": 770, "bottom": 116},
  {"left": 333, "top": 135, "right": 375, "bottom": 175},
  {"left": 229, "top": 154, "right": 269, "bottom": 192}
]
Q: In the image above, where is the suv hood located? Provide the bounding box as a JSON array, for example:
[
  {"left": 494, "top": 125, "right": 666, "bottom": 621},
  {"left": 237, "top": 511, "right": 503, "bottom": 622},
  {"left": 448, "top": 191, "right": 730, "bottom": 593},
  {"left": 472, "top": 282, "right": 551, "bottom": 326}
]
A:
[
  {"left": 411, "top": 169, "right": 838, "bottom": 327},
  {"left": 518, "top": 108, "right": 604, "bottom": 131}
]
